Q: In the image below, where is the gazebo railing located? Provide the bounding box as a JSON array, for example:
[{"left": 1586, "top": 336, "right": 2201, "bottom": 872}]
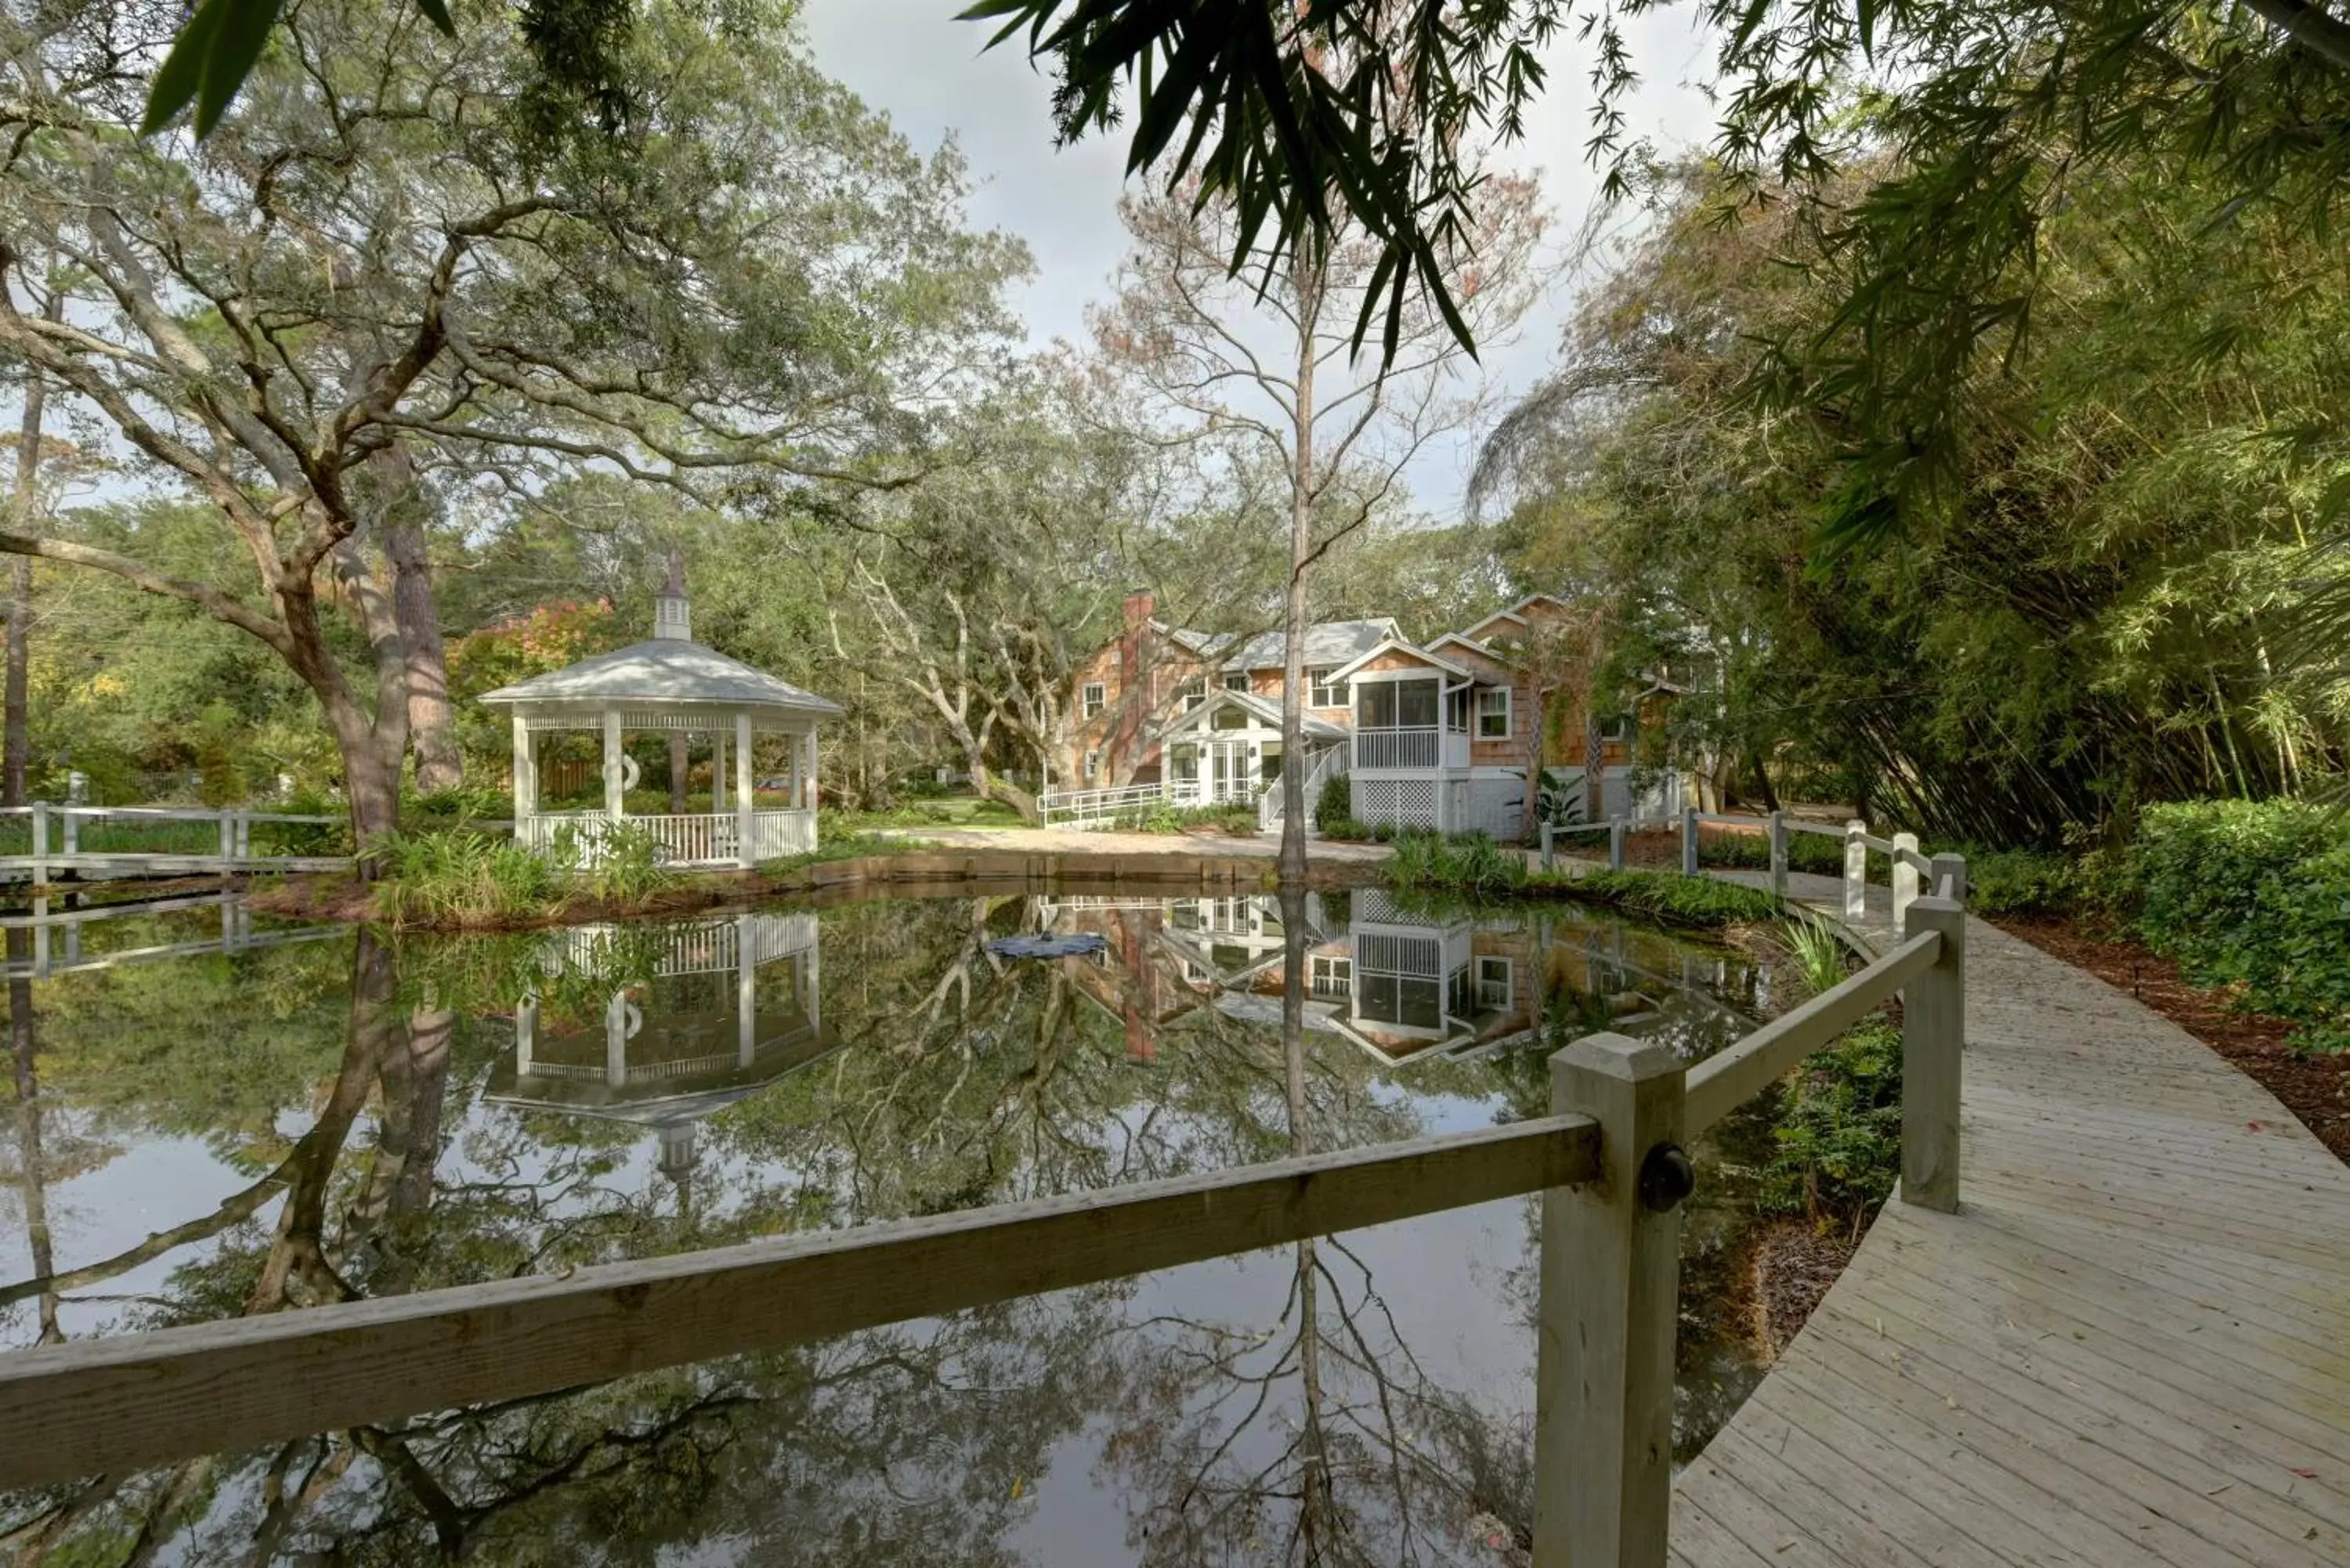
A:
[{"left": 520, "top": 809, "right": 815, "bottom": 869}]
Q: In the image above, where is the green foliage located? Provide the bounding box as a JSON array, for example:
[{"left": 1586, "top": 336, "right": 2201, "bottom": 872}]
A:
[
  {"left": 1779, "top": 918, "right": 1848, "bottom": 997},
  {"left": 822, "top": 799, "right": 1028, "bottom": 833},
  {"left": 2133, "top": 800, "right": 2350, "bottom": 1051},
  {"left": 1316, "top": 815, "right": 1397, "bottom": 843},
  {"left": 1963, "top": 847, "right": 2087, "bottom": 920},
  {"left": 1384, "top": 829, "right": 1528, "bottom": 895},
  {"left": 1315, "top": 771, "right": 1351, "bottom": 825},
  {"left": 368, "top": 832, "right": 573, "bottom": 927},
  {"left": 760, "top": 829, "right": 937, "bottom": 875},
  {"left": 1108, "top": 800, "right": 1260, "bottom": 836},
  {"left": 573, "top": 822, "right": 680, "bottom": 905},
  {"left": 1687, "top": 829, "right": 1846, "bottom": 876},
  {"left": 1759, "top": 1021, "right": 1905, "bottom": 1225},
  {"left": 1549, "top": 870, "right": 1784, "bottom": 928}
]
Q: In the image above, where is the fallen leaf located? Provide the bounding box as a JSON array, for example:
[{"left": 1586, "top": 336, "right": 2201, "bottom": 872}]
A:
[{"left": 2289, "top": 1467, "right": 2320, "bottom": 1479}]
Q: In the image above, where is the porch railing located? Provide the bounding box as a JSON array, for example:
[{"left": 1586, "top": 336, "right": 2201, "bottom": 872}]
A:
[
  {"left": 1352, "top": 726, "right": 1439, "bottom": 769},
  {"left": 0, "top": 863, "right": 1971, "bottom": 1568}
]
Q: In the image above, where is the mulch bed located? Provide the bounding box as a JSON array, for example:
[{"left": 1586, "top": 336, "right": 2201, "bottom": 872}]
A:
[
  {"left": 1748, "top": 1219, "right": 1863, "bottom": 1362},
  {"left": 1999, "top": 917, "right": 2350, "bottom": 1167}
]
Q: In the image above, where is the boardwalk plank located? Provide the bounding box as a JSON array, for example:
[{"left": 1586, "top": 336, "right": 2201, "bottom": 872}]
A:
[{"left": 1671, "top": 893, "right": 2350, "bottom": 1568}]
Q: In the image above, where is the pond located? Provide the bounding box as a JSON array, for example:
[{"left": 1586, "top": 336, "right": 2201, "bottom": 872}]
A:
[{"left": 0, "top": 884, "right": 1805, "bottom": 1565}]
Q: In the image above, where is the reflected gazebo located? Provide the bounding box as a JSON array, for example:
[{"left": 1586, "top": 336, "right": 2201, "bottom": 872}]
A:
[{"left": 487, "top": 911, "right": 833, "bottom": 1177}]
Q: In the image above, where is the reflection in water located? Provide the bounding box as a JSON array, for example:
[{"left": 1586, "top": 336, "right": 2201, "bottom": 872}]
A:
[{"left": 0, "top": 888, "right": 1788, "bottom": 1565}]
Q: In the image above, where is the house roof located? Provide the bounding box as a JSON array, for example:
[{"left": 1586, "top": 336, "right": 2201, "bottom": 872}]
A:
[
  {"left": 1164, "top": 617, "right": 1400, "bottom": 672},
  {"left": 1164, "top": 688, "right": 1347, "bottom": 740},
  {"left": 1461, "top": 594, "right": 1571, "bottom": 641},
  {"left": 1325, "top": 637, "right": 1475, "bottom": 683},
  {"left": 478, "top": 639, "right": 844, "bottom": 715}
]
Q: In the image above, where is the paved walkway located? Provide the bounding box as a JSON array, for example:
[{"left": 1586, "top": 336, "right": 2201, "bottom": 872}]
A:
[{"left": 1672, "top": 874, "right": 2350, "bottom": 1566}]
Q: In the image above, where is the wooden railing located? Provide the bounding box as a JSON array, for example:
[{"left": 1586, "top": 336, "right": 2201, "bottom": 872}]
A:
[
  {"left": 1542, "top": 807, "right": 1962, "bottom": 938},
  {"left": 518, "top": 808, "right": 815, "bottom": 868},
  {"left": 1039, "top": 782, "right": 1163, "bottom": 827},
  {"left": 1353, "top": 725, "right": 1441, "bottom": 769},
  {"left": 0, "top": 891, "right": 343, "bottom": 979},
  {"left": 0, "top": 803, "right": 352, "bottom": 882},
  {"left": 0, "top": 862, "right": 1971, "bottom": 1568}
]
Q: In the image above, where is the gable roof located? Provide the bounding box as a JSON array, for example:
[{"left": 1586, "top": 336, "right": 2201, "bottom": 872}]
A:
[
  {"left": 478, "top": 639, "right": 843, "bottom": 715},
  {"left": 1163, "top": 617, "right": 1400, "bottom": 673},
  {"left": 1325, "top": 637, "right": 1474, "bottom": 683},
  {"left": 1162, "top": 688, "right": 1347, "bottom": 741},
  {"left": 1461, "top": 594, "right": 1571, "bottom": 642}
]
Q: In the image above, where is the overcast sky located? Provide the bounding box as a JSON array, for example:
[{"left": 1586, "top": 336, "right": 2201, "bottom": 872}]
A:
[{"left": 800, "top": 2, "right": 1721, "bottom": 524}]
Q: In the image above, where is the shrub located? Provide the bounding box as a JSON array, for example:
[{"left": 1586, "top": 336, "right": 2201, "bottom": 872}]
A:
[
  {"left": 1315, "top": 771, "right": 1351, "bottom": 825},
  {"left": 573, "top": 822, "right": 679, "bottom": 906},
  {"left": 1108, "top": 800, "right": 1258, "bottom": 835},
  {"left": 370, "top": 830, "right": 571, "bottom": 927},
  {"left": 1318, "top": 815, "right": 1394, "bottom": 843},
  {"left": 1962, "top": 847, "right": 2081, "bottom": 919},
  {"left": 1759, "top": 1019, "right": 1904, "bottom": 1224},
  {"left": 1384, "top": 829, "right": 1528, "bottom": 894},
  {"left": 2134, "top": 800, "right": 2350, "bottom": 1051},
  {"left": 1778, "top": 917, "right": 1848, "bottom": 995}
]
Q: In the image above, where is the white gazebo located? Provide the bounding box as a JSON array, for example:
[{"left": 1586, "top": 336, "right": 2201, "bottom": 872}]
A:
[{"left": 479, "top": 582, "right": 841, "bottom": 869}]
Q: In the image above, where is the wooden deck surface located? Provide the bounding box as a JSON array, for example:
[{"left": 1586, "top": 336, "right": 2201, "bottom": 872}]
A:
[{"left": 1672, "top": 877, "right": 2350, "bottom": 1566}]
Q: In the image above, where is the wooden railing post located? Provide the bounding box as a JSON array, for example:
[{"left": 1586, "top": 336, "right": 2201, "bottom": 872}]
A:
[
  {"left": 60, "top": 808, "right": 77, "bottom": 858},
  {"left": 1932, "top": 849, "right": 1969, "bottom": 905},
  {"left": 1535, "top": 1032, "right": 1687, "bottom": 1568},
  {"left": 1842, "top": 818, "right": 1867, "bottom": 921},
  {"left": 1766, "top": 809, "right": 1788, "bottom": 899},
  {"left": 1608, "top": 815, "right": 1626, "bottom": 872},
  {"left": 1890, "top": 830, "right": 1920, "bottom": 938},
  {"left": 29, "top": 802, "right": 47, "bottom": 887},
  {"left": 235, "top": 808, "right": 251, "bottom": 862},
  {"left": 1903, "top": 893, "right": 1965, "bottom": 1213},
  {"left": 219, "top": 808, "right": 236, "bottom": 863},
  {"left": 1679, "top": 806, "right": 1699, "bottom": 876},
  {"left": 1542, "top": 822, "right": 1555, "bottom": 870}
]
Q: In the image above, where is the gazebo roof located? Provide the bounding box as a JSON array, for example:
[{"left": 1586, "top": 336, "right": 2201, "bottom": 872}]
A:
[{"left": 478, "top": 638, "right": 843, "bottom": 716}]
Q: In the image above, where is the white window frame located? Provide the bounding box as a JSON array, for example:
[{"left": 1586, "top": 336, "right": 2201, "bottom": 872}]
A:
[
  {"left": 1180, "top": 675, "right": 1207, "bottom": 712},
  {"left": 1309, "top": 668, "right": 1348, "bottom": 706},
  {"left": 1476, "top": 687, "right": 1512, "bottom": 739},
  {"left": 1081, "top": 681, "right": 1106, "bottom": 720},
  {"left": 1082, "top": 748, "right": 1101, "bottom": 781},
  {"left": 1222, "top": 670, "right": 1251, "bottom": 692},
  {"left": 1476, "top": 955, "right": 1513, "bottom": 1010},
  {"left": 1311, "top": 954, "right": 1353, "bottom": 995}
]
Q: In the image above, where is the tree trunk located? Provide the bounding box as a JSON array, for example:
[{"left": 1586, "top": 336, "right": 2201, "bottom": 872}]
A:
[
  {"left": 1749, "top": 748, "right": 1781, "bottom": 812},
  {"left": 1278, "top": 256, "right": 1318, "bottom": 883},
  {"left": 1520, "top": 688, "right": 1551, "bottom": 841},
  {"left": 379, "top": 482, "right": 460, "bottom": 795},
  {"left": 5, "top": 294, "right": 56, "bottom": 810},
  {"left": 9, "top": 930, "right": 59, "bottom": 1342},
  {"left": 972, "top": 759, "right": 1040, "bottom": 825},
  {"left": 1583, "top": 708, "right": 1605, "bottom": 822}
]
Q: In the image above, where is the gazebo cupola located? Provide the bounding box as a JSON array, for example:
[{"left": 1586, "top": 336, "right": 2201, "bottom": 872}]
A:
[{"left": 479, "top": 577, "right": 841, "bottom": 869}]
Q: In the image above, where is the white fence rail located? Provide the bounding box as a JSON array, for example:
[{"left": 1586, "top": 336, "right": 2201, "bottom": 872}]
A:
[
  {"left": 0, "top": 802, "right": 352, "bottom": 883},
  {"left": 1039, "top": 783, "right": 1162, "bottom": 829},
  {"left": 519, "top": 809, "right": 815, "bottom": 868}
]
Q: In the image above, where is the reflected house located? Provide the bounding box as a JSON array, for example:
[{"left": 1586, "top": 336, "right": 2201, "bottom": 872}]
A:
[
  {"left": 486, "top": 912, "right": 833, "bottom": 1177},
  {"left": 1325, "top": 891, "right": 1532, "bottom": 1064}
]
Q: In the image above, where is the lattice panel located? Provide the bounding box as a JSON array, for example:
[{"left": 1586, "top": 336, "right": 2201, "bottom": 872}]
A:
[{"left": 1397, "top": 778, "right": 1438, "bottom": 822}]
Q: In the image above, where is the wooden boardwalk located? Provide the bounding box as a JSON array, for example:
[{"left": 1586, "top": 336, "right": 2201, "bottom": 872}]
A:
[{"left": 1673, "top": 881, "right": 2350, "bottom": 1566}]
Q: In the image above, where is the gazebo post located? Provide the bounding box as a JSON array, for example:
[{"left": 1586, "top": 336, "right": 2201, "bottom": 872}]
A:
[
  {"left": 710, "top": 727, "right": 725, "bottom": 816},
  {"left": 736, "top": 912, "right": 756, "bottom": 1068},
  {"left": 602, "top": 708, "right": 624, "bottom": 823},
  {"left": 734, "top": 710, "right": 754, "bottom": 869},
  {"left": 510, "top": 715, "right": 535, "bottom": 843},
  {"left": 802, "top": 728, "right": 818, "bottom": 811}
]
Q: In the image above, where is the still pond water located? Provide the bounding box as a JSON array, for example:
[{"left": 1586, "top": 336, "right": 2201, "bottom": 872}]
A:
[{"left": 2, "top": 885, "right": 1803, "bottom": 1565}]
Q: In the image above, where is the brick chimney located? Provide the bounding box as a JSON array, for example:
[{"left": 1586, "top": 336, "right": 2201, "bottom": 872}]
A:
[{"left": 1123, "top": 587, "right": 1155, "bottom": 628}]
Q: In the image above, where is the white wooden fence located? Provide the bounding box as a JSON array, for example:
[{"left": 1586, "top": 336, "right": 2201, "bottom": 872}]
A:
[
  {"left": 0, "top": 859, "right": 1971, "bottom": 1568},
  {"left": 0, "top": 803, "right": 352, "bottom": 883},
  {"left": 1541, "top": 807, "right": 1955, "bottom": 938},
  {"left": 518, "top": 808, "right": 816, "bottom": 867}
]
